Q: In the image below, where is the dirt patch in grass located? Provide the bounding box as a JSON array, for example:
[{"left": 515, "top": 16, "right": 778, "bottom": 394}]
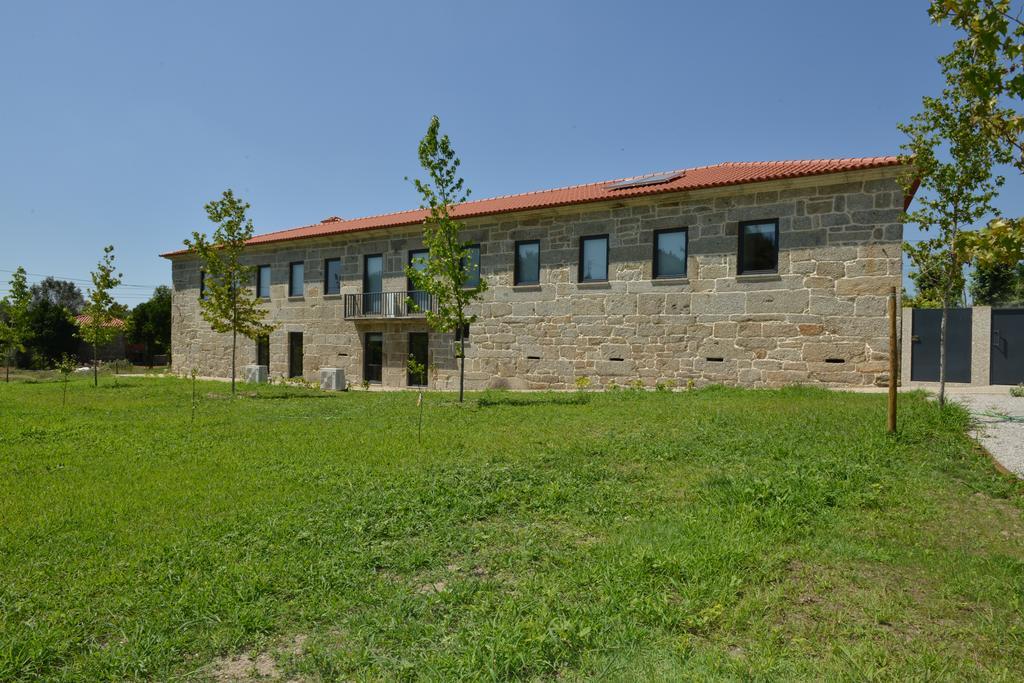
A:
[{"left": 208, "top": 635, "right": 307, "bottom": 682}]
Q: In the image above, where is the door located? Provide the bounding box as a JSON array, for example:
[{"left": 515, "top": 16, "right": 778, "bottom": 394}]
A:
[
  {"left": 408, "top": 332, "right": 428, "bottom": 386},
  {"left": 364, "top": 332, "right": 383, "bottom": 383},
  {"left": 991, "top": 309, "right": 1024, "bottom": 385},
  {"left": 256, "top": 335, "right": 270, "bottom": 368},
  {"left": 288, "top": 332, "right": 303, "bottom": 378},
  {"left": 363, "top": 254, "right": 383, "bottom": 315},
  {"left": 909, "top": 308, "right": 972, "bottom": 383}
]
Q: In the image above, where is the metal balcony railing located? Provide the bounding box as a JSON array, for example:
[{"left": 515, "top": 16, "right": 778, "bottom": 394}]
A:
[{"left": 343, "top": 291, "right": 436, "bottom": 319}]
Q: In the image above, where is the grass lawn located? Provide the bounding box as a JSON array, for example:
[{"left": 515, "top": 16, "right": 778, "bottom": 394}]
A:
[{"left": 1, "top": 376, "right": 1023, "bottom": 681}]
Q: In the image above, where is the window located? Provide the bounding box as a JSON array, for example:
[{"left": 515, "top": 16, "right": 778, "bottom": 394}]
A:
[
  {"left": 407, "top": 249, "right": 428, "bottom": 289},
  {"left": 256, "top": 264, "right": 271, "bottom": 298},
  {"left": 455, "top": 323, "right": 470, "bottom": 345},
  {"left": 514, "top": 240, "right": 540, "bottom": 285},
  {"left": 463, "top": 244, "right": 481, "bottom": 288},
  {"left": 653, "top": 228, "right": 687, "bottom": 279},
  {"left": 363, "top": 254, "right": 383, "bottom": 314},
  {"left": 199, "top": 270, "right": 206, "bottom": 299},
  {"left": 324, "top": 258, "right": 341, "bottom": 296},
  {"left": 289, "top": 261, "right": 304, "bottom": 297},
  {"left": 738, "top": 219, "right": 779, "bottom": 274},
  {"left": 578, "top": 235, "right": 609, "bottom": 282}
]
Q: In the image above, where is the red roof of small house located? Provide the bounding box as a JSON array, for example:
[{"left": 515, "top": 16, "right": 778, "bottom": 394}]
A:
[
  {"left": 161, "top": 156, "right": 909, "bottom": 257},
  {"left": 74, "top": 314, "right": 127, "bottom": 329}
]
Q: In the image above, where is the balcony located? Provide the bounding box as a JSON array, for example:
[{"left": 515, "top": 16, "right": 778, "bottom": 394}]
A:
[{"left": 343, "top": 291, "right": 436, "bottom": 320}]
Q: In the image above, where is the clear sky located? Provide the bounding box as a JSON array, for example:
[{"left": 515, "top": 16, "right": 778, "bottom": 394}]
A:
[{"left": 1, "top": 0, "right": 1020, "bottom": 305}]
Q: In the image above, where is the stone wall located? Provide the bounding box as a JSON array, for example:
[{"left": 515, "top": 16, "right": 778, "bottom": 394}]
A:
[{"left": 168, "top": 168, "right": 905, "bottom": 389}]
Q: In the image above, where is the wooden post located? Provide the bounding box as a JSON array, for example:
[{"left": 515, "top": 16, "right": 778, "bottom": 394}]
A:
[{"left": 887, "top": 286, "right": 898, "bottom": 434}]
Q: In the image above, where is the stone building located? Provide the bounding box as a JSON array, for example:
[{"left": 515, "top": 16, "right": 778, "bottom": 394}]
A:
[{"left": 163, "top": 157, "right": 913, "bottom": 390}]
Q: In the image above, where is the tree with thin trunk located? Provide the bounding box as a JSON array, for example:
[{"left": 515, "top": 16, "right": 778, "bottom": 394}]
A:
[
  {"left": 78, "top": 246, "right": 123, "bottom": 387},
  {"left": 0, "top": 266, "right": 31, "bottom": 382},
  {"left": 405, "top": 116, "right": 488, "bottom": 403},
  {"left": 184, "top": 189, "right": 274, "bottom": 396},
  {"left": 900, "top": 76, "right": 1002, "bottom": 407},
  {"left": 905, "top": 0, "right": 1024, "bottom": 406}
]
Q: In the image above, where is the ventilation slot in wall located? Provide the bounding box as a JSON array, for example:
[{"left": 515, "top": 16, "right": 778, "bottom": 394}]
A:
[
  {"left": 609, "top": 357, "right": 624, "bottom": 362},
  {"left": 337, "top": 352, "right": 349, "bottom": 357},
  {"left": 706, "top": 357, "right": 724, "bottom": 363},
  {"left": 526, "top": 355, "right": 541, "bottom": 360},
  {"left": 824, "top": 358, "right": 845, "bottom": 364}
]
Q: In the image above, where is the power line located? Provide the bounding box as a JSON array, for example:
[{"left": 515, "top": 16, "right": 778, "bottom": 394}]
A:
[{"left": 0, "top": 268, "right": 165, "bottom": 290}]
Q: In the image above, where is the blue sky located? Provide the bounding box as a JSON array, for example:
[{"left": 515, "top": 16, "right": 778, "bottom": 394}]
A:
[{"left": 1, "top": 0, "right": 1019, "bottom": 305}]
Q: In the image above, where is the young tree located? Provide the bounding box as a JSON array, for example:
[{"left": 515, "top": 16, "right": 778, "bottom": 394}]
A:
[
  {"left": 900, "top": 74, "right": 1006, "bottom": 406},
  {"left": 0, "top": 267, "right": 32, "bottom": 382},
  {"left": 128, "top": 285, "right": 172, "bottom": 366},
  {"left": 405, "top": 116, "right": 488, "bottom": 403},
  {"left": 184, "top": 190, "right": 274, "bottom": 395},
  {"left": 78, "top": 245, "right": 124, "bottom": 387}
]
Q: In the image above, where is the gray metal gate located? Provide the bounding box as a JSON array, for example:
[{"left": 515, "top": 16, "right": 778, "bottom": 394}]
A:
[
  {"left": 991, "top": 309, "right": 1024, "bottom": 386},
  {"left": 910, "top": 308, "right": 973, "bottom": 383}
]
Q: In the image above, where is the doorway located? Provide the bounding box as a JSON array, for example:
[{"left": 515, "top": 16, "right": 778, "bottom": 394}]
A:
[
  {"left": 408, "top": 332, "right": 428, "bottom": 386},
  {"left": 288, "top": 332, "right": 303, "bottom": 378},
  {"left": 909, "top": 308, "right": 972, "bottom": 383},
  {"left": 256, "top": 335, "right": 270, "bottom": 368},
  {"left": 991, "top": 309, "right": 1024, "bottom": 385},
  {"left": 364, "top": 332, "right": 383, "bottom": 383}
]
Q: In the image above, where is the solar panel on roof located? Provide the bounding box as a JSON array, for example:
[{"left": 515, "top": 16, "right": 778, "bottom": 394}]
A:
[{"left": 605, "top": 171, "right": 683, "bottom": 190}]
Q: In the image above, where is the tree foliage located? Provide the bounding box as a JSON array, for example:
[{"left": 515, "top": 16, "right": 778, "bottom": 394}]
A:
[
  {"left": 24, "top": 299, "right": 80, "bottom": 369},
  {"left": 929, "top": 0, "right": 1024, "bottom": 172},
  {"left": 900, "top": 21, "right": 1012, "bottom": 405},
  {"left": 78, "top": 245, "right": 124, "bottom": 386},
  {"left": 184, "top": 190, "right": 274, "bottom": 394},
  {"left": 405, "top": 116, "right": 488, "bottom": 403},
  {"left": 971, "top": 259, "right": 1024, "bottom": 304},
  {"left": 128, "top": 286, "right": 172, "bottom": 364},
  {"left": 30, "top": 277, "right": 85, "bottom": 314},
  {"left": 0, "top": 267, "right": 32, "bottom": 380}
]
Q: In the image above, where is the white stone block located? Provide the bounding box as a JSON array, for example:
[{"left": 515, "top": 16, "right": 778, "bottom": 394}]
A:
[
  {"left": 320, "top": 367, "right": 346, "bottom": 391},
  {"left": 243, "top": 364, "right": 268, "bottom": 384}
]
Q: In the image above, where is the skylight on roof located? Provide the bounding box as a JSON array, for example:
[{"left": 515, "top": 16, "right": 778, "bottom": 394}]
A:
[{"left": 605, "top": 171, "right": 683, "bottom": 190}]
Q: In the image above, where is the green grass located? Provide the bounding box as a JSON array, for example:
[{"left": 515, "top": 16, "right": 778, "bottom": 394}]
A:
[{"left": 1, "top": 377, "right": 1023, "bottom": 681}]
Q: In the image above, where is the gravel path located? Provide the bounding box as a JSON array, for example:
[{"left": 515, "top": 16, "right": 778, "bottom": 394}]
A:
[{"left": 950, "top": 391, "right": 1024, "bottom": 478}]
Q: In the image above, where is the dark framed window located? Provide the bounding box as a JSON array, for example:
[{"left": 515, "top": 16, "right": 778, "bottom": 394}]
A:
[
  {"left": 289, "top": 261, "right": 304, "bottom": 297},
  {"left": 653, "top": 228, "right": 688, "bottom": 279},
  {"left": 738, "top": 219, "right": 779, "bottom": 275},
  {"left": 455, "top": 323, "right": 470, "bottom": 344},
  {"left": 514, "top": 240, "right": 540, "bottom": 285},
  {"left": 578, "top": 234, "right": 609, "bottom": 282},
  {"left": 324, "top": 258, "right": 341, "bottom": 295},
  {"left": 199, "top": 270, "right": 206, "bottom": 300},
  {"left": 462, "top": 244, "right": 481, "bottom": 288},
  {"left": 256, "top": 264, "right": 271, "bottom": 298},
  {"left": 407, "top": 249, "right": 429, "bottom": 290}
]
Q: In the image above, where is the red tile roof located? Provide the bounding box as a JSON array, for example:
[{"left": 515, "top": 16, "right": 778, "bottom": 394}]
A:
[
  {"left": 74, "top": 314, "right": 127, "bottom": 329},
  {"left": 161, "top": 157, "right": 906, "bottom": 257}
]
